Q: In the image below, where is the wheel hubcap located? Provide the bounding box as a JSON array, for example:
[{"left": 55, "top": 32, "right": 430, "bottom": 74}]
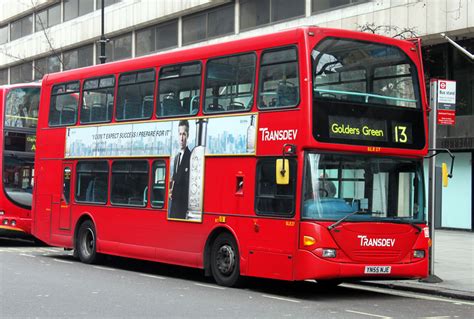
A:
[
  {"left": 81, "top": 227, "right": 95, "bottom": 257},
  {"left": 216, "top": 244, "right": 235, "bottom": 275}
]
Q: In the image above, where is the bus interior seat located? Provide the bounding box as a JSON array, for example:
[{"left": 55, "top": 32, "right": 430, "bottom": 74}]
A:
[
  {"left": 191, "top": 95, "right": 199, "bottom": 112},
  {"left": 207, "top": 103, "right": 224, "bottom": 112},
  {"left": 49, "top": 110, "right": 60, "bottom": 125},
  {"left": 128, "top": 197, "right": 144, "bottom": 206},
  {"left": 85, "top": 179, "right": 94, "bottom": 202},
  {"left": 123, "top": 99, "right": 141, "bottom": 119},
  {"left": 227, "top": 101, "right": 245, "bottom": 111},
  {"left": 277, "top": 81, "right": 297, "bottom": 106},
  {"left": 142, "top": 95, "right": 154, "bottom": 117},
  {"left": 60, "top": 107, "right": 76, "bottom": 125},
  {"left": 91, "top": 103, "right": 107, "bottom": 122},
  {"left": 163, "top": 95, "right": 183, "bottom": 116},
  {"left": 85, "top": 179, "right": 107, "bottom": 203}
]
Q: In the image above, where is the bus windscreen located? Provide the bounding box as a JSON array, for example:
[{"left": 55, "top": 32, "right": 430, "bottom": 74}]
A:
[{"left": 302, "top": 153, "right": 425, "bottom": 223}]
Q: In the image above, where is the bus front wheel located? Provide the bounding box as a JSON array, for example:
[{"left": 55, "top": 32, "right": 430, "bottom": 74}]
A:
[
  {"left": 210, "top": 233, "right": 241, "bottom": 287},
  {"left": 76, "top": 220, "right": 100, "bottom": 264}
]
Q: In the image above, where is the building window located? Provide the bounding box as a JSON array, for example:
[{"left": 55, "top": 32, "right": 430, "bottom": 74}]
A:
[
  {"left": 10, "top": 62, "right": 33, "bottom": 84},
  {"left": 96, "top": 0, "right": 121, "bottom": 8},
  {"left": 312, "top": 0, "right": 367, "bottom": 13},
  {"left": 96, "top": 33, "right": 132, "bottom": 63},
  {"left": 136, "top": 20, "right": 178, "bottom": 57},
  {"left": 36, "top": 3, "right": 61, "bottom": 31},
  {"left": 64, "top": 0, "right": 94, "bottom": 22},
  {"left": 10, "top": 15, "right": 33, "bottom": 41},
  {"left": 0, "top": 25, "right": 8, "bottom": 44},
  {"left": 0, "top": 69, "right": 7, "bottom": 85},
  {"left": 34, "top": 55, "right": 61, "bottom": 80},
  {"left": 63, "top": 45, "right": 93, "bottom": 70},
  {"left": 182, "top": 4, "right": 234, "bottom": 45},
  {"left": 240, "top": 0, "right": 305, "bottom": 31}
]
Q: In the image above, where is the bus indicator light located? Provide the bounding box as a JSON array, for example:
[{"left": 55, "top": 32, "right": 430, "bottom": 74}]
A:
[{"left": 303, "top": 236, "right": 316, "bottom": 246}]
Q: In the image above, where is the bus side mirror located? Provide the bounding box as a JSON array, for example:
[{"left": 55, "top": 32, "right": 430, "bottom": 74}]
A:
[
  {"left": 442, "top": 162, "right": 449, "bottom": 187},
  {"left": 276, "top": 159, "right": 289, "bottom": 185}
]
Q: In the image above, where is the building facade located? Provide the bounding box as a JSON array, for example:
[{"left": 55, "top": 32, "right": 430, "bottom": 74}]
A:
[{"left": 1, "top": 0, "right": 472, "bottom": 230}]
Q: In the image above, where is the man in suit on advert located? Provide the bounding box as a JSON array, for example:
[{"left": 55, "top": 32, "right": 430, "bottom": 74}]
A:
[{"left": 169, "top": 120, "right": 191, "bottom": 219}]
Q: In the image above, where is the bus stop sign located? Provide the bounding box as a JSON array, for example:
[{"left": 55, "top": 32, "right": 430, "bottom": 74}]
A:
[{"left": 434, "top": 80, "right": 456, "bottom": 126}]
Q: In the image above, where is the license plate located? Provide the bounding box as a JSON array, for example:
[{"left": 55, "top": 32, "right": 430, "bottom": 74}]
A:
[{"left": 364, "top": 266, "right": 391, "bottom": 274}]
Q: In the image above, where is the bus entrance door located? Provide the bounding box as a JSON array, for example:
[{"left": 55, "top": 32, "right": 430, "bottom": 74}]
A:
[{"left": 59, "top": 164, "right": 72, "bottom": 230}]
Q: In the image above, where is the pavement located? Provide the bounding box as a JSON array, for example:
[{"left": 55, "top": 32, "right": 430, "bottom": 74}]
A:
[{"left": 361, "top": 229, "right": 474, "bottom": 301}]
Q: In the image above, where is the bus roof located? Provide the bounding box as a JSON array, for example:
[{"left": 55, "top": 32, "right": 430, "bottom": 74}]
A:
[
  {"left": 42, "top": 26, "right": 418, "bottom": 85},
  {"left": 0, "top": 82, "right": 41, "bottom": 92}
]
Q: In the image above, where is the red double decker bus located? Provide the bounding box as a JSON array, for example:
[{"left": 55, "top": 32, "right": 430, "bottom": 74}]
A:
[
  {"left": 0, "top": 83, "right": 40, "bottom": 236},
  {"left": 32, "top": 27, "right": 429, "bottom": 286}
]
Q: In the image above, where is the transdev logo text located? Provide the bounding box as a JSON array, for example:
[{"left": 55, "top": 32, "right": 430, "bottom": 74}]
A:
[
  {"left": 259, "top": 128, "right": 298, "bottom": 141},
  {"left": 357, "top": 235, "right": 395, "bottom": 247}
]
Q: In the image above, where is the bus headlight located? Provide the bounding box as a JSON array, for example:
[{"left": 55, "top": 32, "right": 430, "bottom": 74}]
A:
[
  {"left": 0, "top": 210, "right": 4, "bottom": 215},
  {"left": 2, "top": 219, "right": 9, "bottom": 225},
  {"left": 322, "top": 249, "right": 337, "bottom": 258},
  {"left": 413, "top": 250, "right": 425, "bottom": 258},
  {"left": 11, "top": 220, "right": 16, "bottom": 227}
]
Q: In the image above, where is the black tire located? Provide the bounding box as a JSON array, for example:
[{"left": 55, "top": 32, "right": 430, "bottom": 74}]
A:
[
  {"left": 76, "top": 220, "right": 100, "bottom": 264},
  {"left": 210, "top": 233, "right": 241, "bottom": 287}
]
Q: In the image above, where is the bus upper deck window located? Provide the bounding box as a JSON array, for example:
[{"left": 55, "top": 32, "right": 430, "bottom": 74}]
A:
[
  {"left": 49, "top": 81, "right": 80, "bottom": 127},
  {"left": 258, "top": 47, "right": 299, "bottom": 109},
  {"left": 116, "top": 69, "right": 155, "bottom": 121},
  {"left": 204, "top": 53, "right": 256, "bottom": 113},
  {"left": 81, "top": 75, "right": 115, "bottom": 124},
  {"left": 312, "top": 38, "right": 420, "bottom": 109},
  {"left": 158, "top": 62, "right": 201, "bottom": 118}
]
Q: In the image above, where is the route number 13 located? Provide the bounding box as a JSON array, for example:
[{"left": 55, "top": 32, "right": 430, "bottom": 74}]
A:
[{"left": 394, "top": 125, "right": 408, "bottom": 143}]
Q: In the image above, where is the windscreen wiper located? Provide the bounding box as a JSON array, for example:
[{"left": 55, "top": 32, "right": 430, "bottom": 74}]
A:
[
  {"left": 327, "top": 211, "right": 369, "bottom": 230},
  {"left": 389, "top": 217, "right": 423, "bottom": 233}
]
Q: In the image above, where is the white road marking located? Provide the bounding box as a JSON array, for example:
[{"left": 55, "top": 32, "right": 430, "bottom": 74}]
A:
[
  {"left": 194, "top": 283, "right": 226, "bottom": 290},
  {"left": 343, "top": 283, "right": 474, "bottom": 306},
  {"left": 139, "top": 273, "right": 165, "bottom": 280},
  {"left": 43, "top": 248, "right": 62, "bottom": 252},
  {"left": 346, "top": 310, "right": 392, "bottom": 318},
  {"left": 262, "top": 294, "right": 301, "bottom": 303},
  {"left": 93, "top": 266, "right": 116, "bottom": 271},
  {"left": 19, "top": 253, "right": 36, "bottom": 258},
  {"left": 53, "top": 258, "right": 73, "bottom": 264}
]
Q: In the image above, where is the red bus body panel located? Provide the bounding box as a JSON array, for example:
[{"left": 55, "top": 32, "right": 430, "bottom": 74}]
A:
[
  {"left": 0, "top": 83, "right": 41, "bottom": 236},
  {"left": 32, "top": 27, "right": 429, "bottom": 281}
]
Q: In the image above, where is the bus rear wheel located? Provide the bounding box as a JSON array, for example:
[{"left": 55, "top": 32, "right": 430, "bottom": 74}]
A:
[
  {"left": 76, "top": 220, "right": 100, "bottom": 264},
  {"left": 210, "top": 233, "right": 241, "bottom": 287}
]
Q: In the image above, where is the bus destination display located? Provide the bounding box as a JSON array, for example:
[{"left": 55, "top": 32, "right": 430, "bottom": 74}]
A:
[{"left": 328, "top": 115, "right": 412, "bottom": 144}]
